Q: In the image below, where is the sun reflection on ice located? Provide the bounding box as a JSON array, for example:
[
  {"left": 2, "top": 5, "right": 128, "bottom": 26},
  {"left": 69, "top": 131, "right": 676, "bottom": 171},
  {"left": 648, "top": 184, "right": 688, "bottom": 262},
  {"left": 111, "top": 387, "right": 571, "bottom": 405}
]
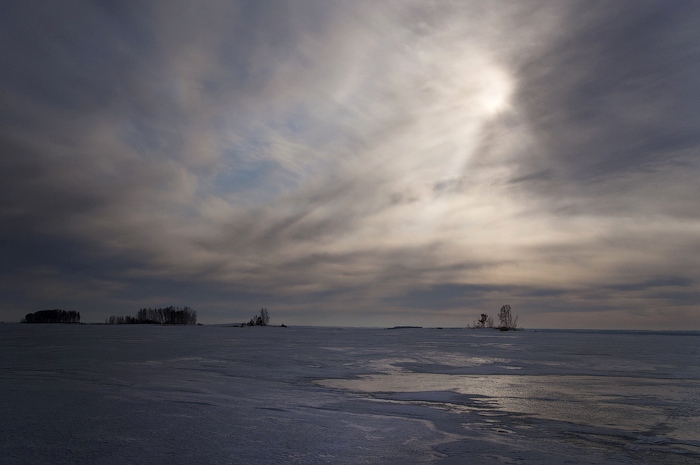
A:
[{"left": 318, "top": 372, "right": 700, "bottom": 446}]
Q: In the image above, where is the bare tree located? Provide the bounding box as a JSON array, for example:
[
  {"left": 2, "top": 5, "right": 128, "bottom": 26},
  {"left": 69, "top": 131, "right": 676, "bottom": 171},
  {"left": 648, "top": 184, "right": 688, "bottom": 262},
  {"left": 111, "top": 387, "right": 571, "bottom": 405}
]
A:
[
  {"left": 477, "top": 314, "right": 488, "bottom": 328},
  {"left": 498, "top": 305, "right": 518, "bottom": 330}
]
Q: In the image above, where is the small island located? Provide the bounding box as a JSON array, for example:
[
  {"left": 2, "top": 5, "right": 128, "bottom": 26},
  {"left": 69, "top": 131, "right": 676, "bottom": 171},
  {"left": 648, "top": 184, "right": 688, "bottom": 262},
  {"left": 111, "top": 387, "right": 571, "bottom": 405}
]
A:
[
  {"left": 21, "top": 309, "right": 81, "bottom": 324},
  {"left": 470, "top": 305, "right": 520, "bottom": 331},
  {"left": 239, "top": 308, "right": 287, "bottom": 327}
]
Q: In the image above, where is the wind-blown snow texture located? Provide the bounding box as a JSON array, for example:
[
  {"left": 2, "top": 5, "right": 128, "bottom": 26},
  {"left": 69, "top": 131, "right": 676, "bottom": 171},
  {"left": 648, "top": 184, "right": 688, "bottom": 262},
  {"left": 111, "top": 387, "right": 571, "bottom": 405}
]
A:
[{"left": 1, "top": 325, "right": 698, "bottom": 464}]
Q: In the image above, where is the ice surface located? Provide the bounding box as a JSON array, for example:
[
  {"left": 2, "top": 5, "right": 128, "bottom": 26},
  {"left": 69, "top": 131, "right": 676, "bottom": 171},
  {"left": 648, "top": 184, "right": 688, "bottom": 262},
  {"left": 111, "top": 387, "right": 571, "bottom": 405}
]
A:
[{"left": 1, "top": 325, "right": 699, "bottom": 464}]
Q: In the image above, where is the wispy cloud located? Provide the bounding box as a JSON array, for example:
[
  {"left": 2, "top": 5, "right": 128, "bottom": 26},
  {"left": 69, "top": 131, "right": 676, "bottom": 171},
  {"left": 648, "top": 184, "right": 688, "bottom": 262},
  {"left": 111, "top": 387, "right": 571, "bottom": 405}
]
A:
[{"left": 1, "top": 1, "right": 699, "bottom": 327}]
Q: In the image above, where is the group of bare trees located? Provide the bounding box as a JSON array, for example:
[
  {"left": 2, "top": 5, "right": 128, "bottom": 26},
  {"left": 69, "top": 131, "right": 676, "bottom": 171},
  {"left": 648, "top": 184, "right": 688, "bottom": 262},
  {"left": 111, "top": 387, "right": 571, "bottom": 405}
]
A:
[
  {"left": 21, "top": 309, "right": 80, "bottom": 324},
  {"left": 245, "top": 308, "right": 270, "bottom": 326},
  {"left": 472, "top": 305, "right": 518, "bottom": 330},
  {"left": 476, "top": 313, "right": 495, "bottom": 328},
  {"left": 106, "top": 306, "right": 197, "bottom": 325}
]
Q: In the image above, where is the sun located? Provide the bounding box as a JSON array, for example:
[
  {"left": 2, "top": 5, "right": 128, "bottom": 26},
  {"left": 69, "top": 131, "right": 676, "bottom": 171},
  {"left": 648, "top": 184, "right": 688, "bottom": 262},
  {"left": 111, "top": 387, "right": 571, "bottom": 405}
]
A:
[{"left": 472, "top": 64, "right": 514, "bottom": 116}]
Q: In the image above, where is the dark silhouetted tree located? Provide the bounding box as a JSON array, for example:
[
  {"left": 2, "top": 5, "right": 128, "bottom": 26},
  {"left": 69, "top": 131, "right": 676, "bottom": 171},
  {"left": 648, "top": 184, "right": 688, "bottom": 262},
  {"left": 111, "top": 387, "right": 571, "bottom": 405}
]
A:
[{"left": 498, "top": 305, "right": 518, "bottom": 330}]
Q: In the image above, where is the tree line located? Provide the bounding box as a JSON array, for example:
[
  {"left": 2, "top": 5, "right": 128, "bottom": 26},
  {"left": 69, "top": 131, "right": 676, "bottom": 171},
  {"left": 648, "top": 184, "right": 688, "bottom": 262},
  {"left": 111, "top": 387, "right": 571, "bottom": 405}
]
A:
[
  {"left": 106, "top": 306, "right": 197, "bottom": 325},
  {"left": 21, "top": 309, "right": 81, "bottom": 324}
]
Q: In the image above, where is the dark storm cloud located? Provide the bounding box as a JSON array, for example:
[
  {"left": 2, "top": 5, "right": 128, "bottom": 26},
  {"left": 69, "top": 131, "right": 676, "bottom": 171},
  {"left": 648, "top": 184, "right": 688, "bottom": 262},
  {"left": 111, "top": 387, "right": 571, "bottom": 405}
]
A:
[{"left": 1, "top": 1, "right": 699, "bottom": 328}]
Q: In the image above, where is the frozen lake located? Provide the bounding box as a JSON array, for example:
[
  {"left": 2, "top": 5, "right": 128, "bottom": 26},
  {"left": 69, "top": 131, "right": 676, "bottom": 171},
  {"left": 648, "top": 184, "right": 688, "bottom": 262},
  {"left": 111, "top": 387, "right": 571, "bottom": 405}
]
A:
[{"left": 1, "top": 325, "right": 699, "bottom": 464}]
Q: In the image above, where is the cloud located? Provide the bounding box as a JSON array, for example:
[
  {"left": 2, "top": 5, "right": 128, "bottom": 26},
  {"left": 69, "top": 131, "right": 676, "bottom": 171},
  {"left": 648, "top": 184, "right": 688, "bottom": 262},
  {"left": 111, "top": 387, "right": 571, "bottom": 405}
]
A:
[{"left": 1, "top": 1, "right": 699, "bottom": 327}]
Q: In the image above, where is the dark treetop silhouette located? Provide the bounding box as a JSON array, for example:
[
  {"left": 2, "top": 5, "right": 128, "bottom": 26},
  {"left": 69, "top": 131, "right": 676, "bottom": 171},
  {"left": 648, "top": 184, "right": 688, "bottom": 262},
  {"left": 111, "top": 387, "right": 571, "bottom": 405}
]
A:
[{"left": 21, "top": 309, "right": 80, "bottom": 324}]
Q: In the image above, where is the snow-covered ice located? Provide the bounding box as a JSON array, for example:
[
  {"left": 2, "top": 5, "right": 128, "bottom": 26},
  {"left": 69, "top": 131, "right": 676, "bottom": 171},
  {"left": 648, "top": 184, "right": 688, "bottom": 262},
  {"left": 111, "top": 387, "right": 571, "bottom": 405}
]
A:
[{"left": 1, "top": 325, "right": 698, "bottom": 464}]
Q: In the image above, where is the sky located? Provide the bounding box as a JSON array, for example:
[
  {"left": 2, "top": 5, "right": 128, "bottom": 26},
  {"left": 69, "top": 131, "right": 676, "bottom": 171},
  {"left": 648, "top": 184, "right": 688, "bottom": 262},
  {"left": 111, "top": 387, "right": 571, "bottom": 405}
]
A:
[{"left": 1, "top": 1, "right": 699, "bottom": 328}]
